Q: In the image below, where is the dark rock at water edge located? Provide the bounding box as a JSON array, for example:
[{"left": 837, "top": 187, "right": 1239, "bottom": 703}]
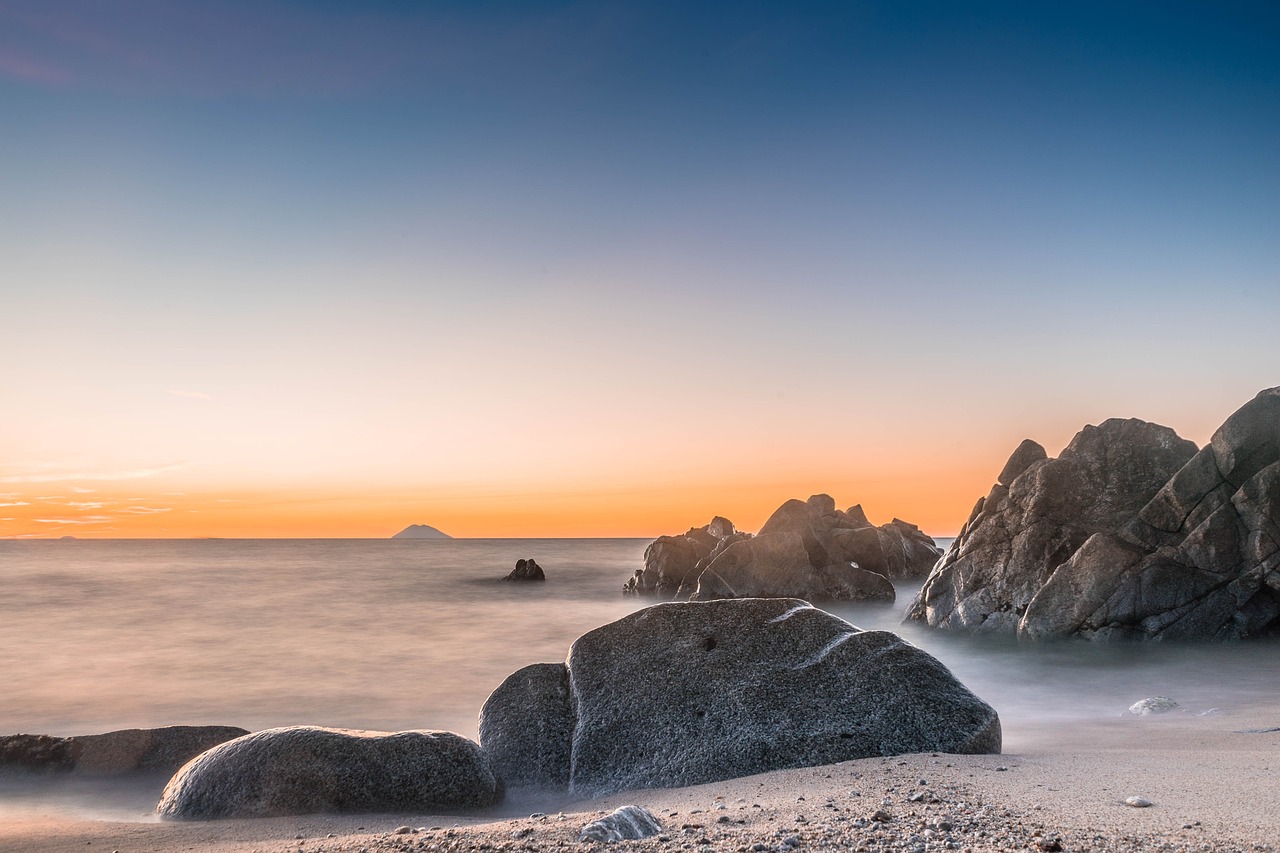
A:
[
  {"left": 391, "top": 524, "right": 453, "bottom": 539},
  {"left": 0, "top": 726, "right": 249, "bottom": 775},
  {"left": 503, "top": 558, "right": 546, "bottom": 581},
  {"left": 625, "top": 499, "right": 943, "bottom": 603},
  {"left": 908, "top": 387, "right": 1280, "bottom": 641},
  {"left": 478, "top": 598, "right": 1000, "bottom": 798},
  {"left": 157, "top": 727, "right": 502, "bottom": 819}
]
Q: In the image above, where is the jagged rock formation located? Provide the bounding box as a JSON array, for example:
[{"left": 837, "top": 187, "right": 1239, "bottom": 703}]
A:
[
  {"left": 157, "top": 727, "right": 502, "bottom": 819},
  {"left": 0, "top": 726, "right": 248, "bottom": 775},
  {"left": 503, "top": 558, "right": 545, "bottom": 581},
  {"left": 624, "top": 516, "right": 750, "bottom": 594},
  {"left": 478, "top": 599, "right": 1000, "bottom": 797},
  {"left": 907, "top": 388, "right": 1280, "bottom": 641},
  {"left": 625, "top": 499, "right": 942, "bottom": 602}
]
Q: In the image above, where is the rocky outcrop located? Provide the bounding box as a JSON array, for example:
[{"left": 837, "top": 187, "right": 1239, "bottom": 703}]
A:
[
  {"left": 624, "top": 516, "right": 749, "bottom": 594},
  {"left": 908, "top": 388, "right": 1280, "bottom": 641},
  {"left": 478, "top": 598, "right": 1000, "bottom": 797},
  {"left": 157, "top": 727, "right": 502, "bottom": 819},
  {"left": 0, "top": 726, "right": 248, "bottom": 775},
  {"left": 503, "top": 558, "right": 545, "bottom": 581},
  {"left": 626, "top": 499, "right": 942, "bottom": 603}
]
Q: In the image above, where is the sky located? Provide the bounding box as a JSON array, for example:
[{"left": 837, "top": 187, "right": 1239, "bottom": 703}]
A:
[{"left": 1, "top": 1, "right": 1277, "bottom": 539}]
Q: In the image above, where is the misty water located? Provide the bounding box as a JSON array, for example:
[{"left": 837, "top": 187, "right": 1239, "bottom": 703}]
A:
[{"left": 3, "top": 537, "right": 1279, "bottom": 821}]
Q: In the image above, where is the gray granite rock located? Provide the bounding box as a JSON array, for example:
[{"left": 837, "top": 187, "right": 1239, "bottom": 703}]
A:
[
  {"left": 157, "top": 727, "right": 501, "bottom": 819},
  {"left": 480, "top": 599, "right": 1000, "bottom": 797},
  {"left": 625, "top": 518, "right": 747, "bottom": 594},
  {"left": 629, "top": 496, "right": 941, "bottom": 601},
  {"left": 579, "top": 805, "right": 663, "bottom": 842},
  {"left": 692, "top": 533, "right": 894, "bottom": 602},
  {"left": 909, "top": 388, "right": 1280, "bottom": 641},
  {"left": 907, "top": 418, "right": 1197, "bottom": 635},
  {"left": 477, "top": 663, "right": 572, "bottom": 789},
  {"left": 1, "top": 726, "right": 248, "bottom": 775}
]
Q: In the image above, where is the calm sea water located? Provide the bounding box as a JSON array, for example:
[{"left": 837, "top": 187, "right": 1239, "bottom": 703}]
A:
[{"left": 3, "top": 537, "right": 1279, "bottom": 818}]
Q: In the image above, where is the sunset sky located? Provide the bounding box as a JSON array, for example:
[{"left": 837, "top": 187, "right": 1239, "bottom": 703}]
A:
[{"left": 2, "top": 1, "right": 1277, "bottom": 539}]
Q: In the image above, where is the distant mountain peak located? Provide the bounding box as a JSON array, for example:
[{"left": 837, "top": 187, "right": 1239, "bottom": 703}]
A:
[{"left": 391, "top": 524, "right": 453, "bottom": 540}]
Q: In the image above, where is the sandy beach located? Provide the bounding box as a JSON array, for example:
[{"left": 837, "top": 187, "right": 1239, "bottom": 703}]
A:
[{"left": 3, "top": 701, "right": 1277, "bottom": 853}]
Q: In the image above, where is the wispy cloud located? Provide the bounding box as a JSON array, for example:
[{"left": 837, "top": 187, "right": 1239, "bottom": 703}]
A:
[
  {"left": 118, "top": 506, "right": 172, "bottom": 515},
  {"left": 0, "top": 501, "right": 31, "bottom": 507},
  {"left": 65, "top": 501, "right": 106, "bottom": 509},
  {"left": 166, "top": 389, "right": 212, "bottom": 400},
  {"left": 33, "top": 516, "right": 114, "bottom": 525},
  {"left": 69, "top": 487, "right": 97, "bottom": 494},
  {"left": 0, "top": 463, "right": 184, "bottom": 484},
  {"left": 0, "top": 49, "right": 74, "bottom": 85}
]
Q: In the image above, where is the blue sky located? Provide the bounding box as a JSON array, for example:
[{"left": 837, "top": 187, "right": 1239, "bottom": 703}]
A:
[{"left": 2, "top": 1, "right": 1277, "bottom": 536}]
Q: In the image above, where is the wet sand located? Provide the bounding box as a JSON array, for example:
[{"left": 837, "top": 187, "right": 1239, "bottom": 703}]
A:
[{"left": 2, "top": 702, "right": 1277, "bottom": 853}]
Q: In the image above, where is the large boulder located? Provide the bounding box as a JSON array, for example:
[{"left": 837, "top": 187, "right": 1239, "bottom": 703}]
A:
[
  {"left": 627, "top": 498, "right": 942, "bottom": 603},
  {"left": 477, "top": 663, "right": 572, "bottom": 789},
  {"left": 0, "top": 726, "right": 248, "bottom": 775},
  {"left": 157, "top": 727, "right": 502, "bottom": 819},
  {"left": 908, "top": 388, "right": 1280, "bottom": 640},
  {"left": 478, "top": 599, "right": 999, "bottom": 797},
  {"left": 907, "top": 418, "right": 1196, "bottom": 635}
]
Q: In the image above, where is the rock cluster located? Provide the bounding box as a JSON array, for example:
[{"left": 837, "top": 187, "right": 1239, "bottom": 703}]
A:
[
  {"left": 479, "top": 598, "right": 1000, "bottom": 797},
  {"left": 0, "top": 726, "right": 248, "bottom": 775},
  {"left": 157, "top": 727, "right": 503, "bottom": 819},
  {"left": 625, "top": 499, "right": 942, "bottom": 603},
  {"left": 907, "top": 387, "right": 1280, "bottom": 641},
  {"left": 503, "top": 558, "right": 545, "bottom": 581}
]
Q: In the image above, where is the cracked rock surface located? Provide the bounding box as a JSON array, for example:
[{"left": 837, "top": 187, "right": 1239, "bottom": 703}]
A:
[
  {"left": 907, "top": 386, "right": 1280, "bottom": 641},
  {"left": 479, "top": 598, "right": 1000, "bottom": 798},
  {"left": 624, "top": 497, "right": 942, "bottom": 602}
]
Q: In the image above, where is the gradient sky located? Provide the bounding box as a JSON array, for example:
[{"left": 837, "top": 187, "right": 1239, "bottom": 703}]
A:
[{"left": 2, "top": 1, "right": 1277, "bottom": 539}]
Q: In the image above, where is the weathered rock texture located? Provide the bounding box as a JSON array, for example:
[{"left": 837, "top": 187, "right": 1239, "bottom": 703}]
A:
[
  {"left": 478, "top": 663, "right": 572, "bottom": 789},
  {"left": 0, "top": 726, "right": 248, "bottom": 775},
  {"left": 907, "top": 388, "right": 1280, "bottom": 641},
  {"left": 504, "top": 558, "right": 546, "bottom": 581},
  {"left": 624, "top": 516, "right": 750, "bottom": 594},
  {"left": 625, "top": 499, "right": 942, "bottom": 602},
  {"left": 579, "top": 805, "right": 664, "bottom": 842},
  {"left": 478, "top": 599, "right": 1000, "bottom": 797},
  {"left": 157, "top": 727, "right": 502, "bottom": 819}
]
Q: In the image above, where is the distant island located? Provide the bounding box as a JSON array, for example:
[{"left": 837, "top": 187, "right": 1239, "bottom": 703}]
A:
[{"left": 391, "top": 524, "right": 453, "bottom": 540}]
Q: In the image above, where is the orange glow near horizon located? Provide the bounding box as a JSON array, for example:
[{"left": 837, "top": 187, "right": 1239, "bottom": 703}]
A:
[
  {"left": 0, "top": 391, "right": 1239, "bottom": 542},
  {"left": 0, "top": 458, "right": 998, "bottom": 541}
]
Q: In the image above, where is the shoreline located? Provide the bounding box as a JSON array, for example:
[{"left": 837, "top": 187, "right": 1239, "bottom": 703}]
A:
[{"left": 3, "top": 703, "right": 1277, "bottom": 852}]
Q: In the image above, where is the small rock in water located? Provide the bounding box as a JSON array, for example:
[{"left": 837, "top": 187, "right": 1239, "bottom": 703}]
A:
[
  {"left": 1128, "top": 697, "right": 1181, "bottom": 716},
  {"left": 1124, "top": 796, "right": 1154, "bottom": 808},
  {"left": 579, "top": 805, "right": 663, "bottom": 842}
]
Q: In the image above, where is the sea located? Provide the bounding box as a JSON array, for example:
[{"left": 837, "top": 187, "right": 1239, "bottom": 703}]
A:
[{"left": 3, "top": 537, "right": 1280, "bottom": 820}]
